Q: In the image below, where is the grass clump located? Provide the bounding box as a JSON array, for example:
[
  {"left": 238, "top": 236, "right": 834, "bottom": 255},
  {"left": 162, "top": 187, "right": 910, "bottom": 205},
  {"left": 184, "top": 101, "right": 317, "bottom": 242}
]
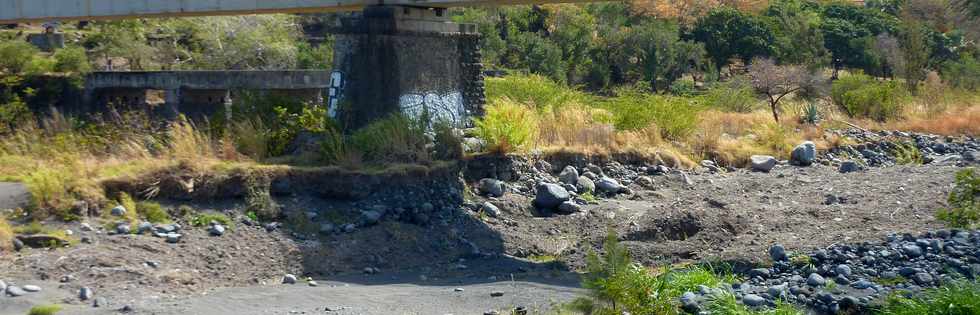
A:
[
  {"left": 136, "top": 201, "right": 170, "bottom": 224},
  {"left": 936, "top": 168, "right": 980, "bottom": 229},
  {"left": 893, "top": 143, "right": 924, "bottom": 165},
  {"left": 570, "top": 231, "right": 744, "bottom": 315},
  {"left": 600, "top": 89, "right": 701, "bottom": 139},
  {"left": 705, "top": 292, "right": 803, "bottom": 315},
  {"left": 27, "top": 304, "right": 62, "bottom": 315},
  {"left": 190, "top": 213, "right": 232, "bottom": 228},
  {"left": 0, "top": 215, "right": 13, "bottom": 251},
  {"left": 475, "top": 98, "right": 538, "bottom": 153},
  {"left": 349, "top": 113, "right": 430, "bottom": 164},
  {"left": 876, "top": 280, "right": 980, "bottom": 315}
]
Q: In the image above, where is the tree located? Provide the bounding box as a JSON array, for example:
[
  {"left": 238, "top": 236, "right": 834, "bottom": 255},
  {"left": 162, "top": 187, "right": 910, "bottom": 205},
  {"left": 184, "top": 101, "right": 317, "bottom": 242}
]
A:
[
  {"left": 748, "top": 57, "right": 819, "bottom": 122},
  {"left": 0, "top": 41, "right": 41, "bottom": 75},
  {"left": 899, "top": 17, "right": 931, "bottom": 92},
  {"left": 765, "top": 0, "right": 831, "bottom": 67},
  {"left": 819, "top": 3, "right": 899, "bottom": 75},
  {"left": 52, "top": 47, "right": 92, "bottom": 74},
  {"left": 692, "top": 8, "right": 776, "bottom": 71},
  {"left": 620, "top": 20, "right": 707, "bottom": 92}
]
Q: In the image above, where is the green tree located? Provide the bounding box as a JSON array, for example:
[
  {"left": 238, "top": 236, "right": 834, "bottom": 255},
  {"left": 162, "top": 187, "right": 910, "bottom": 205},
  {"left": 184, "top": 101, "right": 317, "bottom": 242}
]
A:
[
  {"left": 765, "top": 0, "right": 831, "bottom": 67},
  {"left": 899, "top": 17, "right": 931, "bottom": 93},
  {"left": 0, "top": 41, "right": 41, "bottom": 75},
  {"left": 692, "top": 8, "right": 776, "bottom": 70},
  {"left": 819, "top": 3, "right": 899, "bottom": 75},
  {"left": 625, "top": 20, "right": 706, "bottom": 92},
  {"left": 52, "top": 46, "right": 92, "bottom": 74}
]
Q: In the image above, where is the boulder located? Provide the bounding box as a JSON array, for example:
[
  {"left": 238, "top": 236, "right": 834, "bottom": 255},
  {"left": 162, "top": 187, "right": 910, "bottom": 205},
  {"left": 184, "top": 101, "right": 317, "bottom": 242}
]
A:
[
  {"left": 533, "top": 183, "right": 570, "bottom": 209},
  {"left": 360, "top": 210, "right": 383, "bottom": 226},
  {"left": 596, "top": 177, "right": 625, "bottom": 194},
  {"left": 806, "top": 273, "right": 826, "bottom": 287},
  {"left": 838, "top": 161, "right": 860, "bottom": 173},
  {"left": 110, "top": 205, "right": 127, "bottom": 216},
  {"left": 750, "top": 155, "right": 778, "bottom": 172},
  {"left": 115, "top": 223, "right": 131, "bottom": 235},
  {"left": 282, "top": 274, "right": 298, "bottom": 284},
  {"left": 481, "top": 202, "right": 501, "bottom": 218},
  {"left": 769, "top": 244, "right": 787, "bottom": 261},
  {"left": 136, "top": 222, "right": 153, "bottom": 234},
  {"left": 165, "top": 233, "right": 182, "bottom": 243},
  {"left": 477, "top": 178, "right": 505, "bottom": 197},
  {"left": 6, "top": 285, "right": 26, "bottom": 297},
  {"left": 576, "top": 176, "right": 596, "bottom": 194},
  {"left": 209, "top": 224, "right": 226, "bottom": 236},
  {"left": 558, "top": 166, "right": 579, "bottom": 186},
  {"left": 557, "top": 201, "right": 582, "bottom": 214},
  {"left": 790, "top": 141, "right": 817, "bottom": 166}
]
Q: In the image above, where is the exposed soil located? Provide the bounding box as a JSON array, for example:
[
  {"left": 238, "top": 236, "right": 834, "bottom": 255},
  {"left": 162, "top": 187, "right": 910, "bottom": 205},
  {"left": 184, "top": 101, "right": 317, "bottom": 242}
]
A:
[{"left": 0, "top": 161, "right": 966, "bottom": 314}]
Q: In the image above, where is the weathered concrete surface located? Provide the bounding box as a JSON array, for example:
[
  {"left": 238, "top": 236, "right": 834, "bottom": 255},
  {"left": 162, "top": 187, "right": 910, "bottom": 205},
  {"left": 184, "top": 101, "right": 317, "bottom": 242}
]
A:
[
  {"left": 329, "top": 6, "right": 485, "bottom": 130},
  {"left": 0, "top": 0, "right": 586, "bottom": 23},
  {"left": 84, "top": 71, "right": 331, "bottom": 91}
]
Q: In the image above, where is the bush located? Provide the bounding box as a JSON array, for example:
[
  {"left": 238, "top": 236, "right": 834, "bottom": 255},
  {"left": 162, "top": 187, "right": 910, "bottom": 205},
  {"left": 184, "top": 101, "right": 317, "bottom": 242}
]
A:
[
  {"left": 942, "top": 54, "right": 980, "bottom": 91},
  {"left": 601, "top": 90, "right": 701, "bottom": 139},
  {"left": 474, "top": 98, "right": 538, "bottom": 153},
  {"left": 701, "top": 79, "right": 759, "bottom": 113},
  {"left": 244, "top": 171, "right": 280, "bottom": 221},
  {"left": 484, "top": 74, "right": 589, "bottom": 112},
  {"left": 137, "top": 201, "right": 170, "bottom": 223},
  {"left": 877, "top": 280, "right": 980, "bottom": 315},
  {"left": 0, "top": 41, "right": 40, "bottom": 74},
  {"left": 831, "top": 73, "right": 908, "bottom": 122},
  {"left": 936, "top": 168, "right": 980, "bottom": 229},
  {"left": 52, "top": 47, "right": 92, "bottom": 74},
  {"left": 893, "top": 143, "right": 923, "bottom": 165},
  {"left": 27, "top": 304, "right": 62, "bottom": 315},
  {"left": 350, "top": 113, "right": 429, "bottom": 164}
]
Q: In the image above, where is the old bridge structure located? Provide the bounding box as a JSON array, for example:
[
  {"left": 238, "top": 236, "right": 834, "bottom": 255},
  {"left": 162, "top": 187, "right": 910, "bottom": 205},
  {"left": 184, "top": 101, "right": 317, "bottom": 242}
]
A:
[{"left": 0, "top": 0, "right": 562, "bottom": 129}]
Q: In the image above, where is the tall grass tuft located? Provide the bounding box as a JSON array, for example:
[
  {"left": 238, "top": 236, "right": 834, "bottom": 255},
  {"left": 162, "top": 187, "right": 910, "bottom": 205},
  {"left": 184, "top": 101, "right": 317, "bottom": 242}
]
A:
[
  {"left": 167, "top": 117, "right": 216, "bottom": 161},
  {"left": 876, "top": 280, "right": 980, "bottom": 315},
  {"left": 475, "top": 98, "right": 539, "bottom": 154},
  {"left": 350, "top": 113, "right": 430, "bottom": 164},
  {"left": 231, "top": 118, "right": 271, "bottom": 160}
]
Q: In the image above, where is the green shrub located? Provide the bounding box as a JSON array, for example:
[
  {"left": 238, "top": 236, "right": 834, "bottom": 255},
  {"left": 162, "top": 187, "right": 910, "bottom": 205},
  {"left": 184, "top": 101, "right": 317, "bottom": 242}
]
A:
[
  {"left": 244, "top": 171, "right": 280, "bottom": 221},
  {"left": 893, "top": 143, "right": 923, "bottom": 165},
  {"left": 701, "top": 79, "right": 758, "bottom": 113},
  {"left": 474, "top": 98, "right": 538, "bottom": 153},
  {"left": 27, "top": 304, "right": 62, "bottom": 315},
  {"left": 831, "top": 73, "right": 908, "bottom": 122},
  {"left": 942, "top": 54, "right": 980, "bottom": 91},
  {"left": 669, "top": 79, "right": 698, "bottom": 96},
  {"left": 601, "top": 89, "right": 701, "bottom": 139},
  {"left": 936, "top": 168, "right": 980, "bottom": 229},
  {"left": 350, "top": 113, "right": 429, "bottom": 164},
  {"left": 190, "top": 213, "right": 232, "bottom": 228},
  {"left": 484, "top": 74, "right": 589, "bottom": 112},
  {"left": 876, "top": 280, "right": 980, "bottom": 315},
  {"left": 798, "top": 102, "right": 821, "bottom": 125},
  {"left": 136, "top": 201, "right": 170, "bottom": 223},
  {"left": 0, "top": 41, "right": 40, "bottom": 75},
  {"left": 52, "top": 47, "right": 92, "bottom": 74}
]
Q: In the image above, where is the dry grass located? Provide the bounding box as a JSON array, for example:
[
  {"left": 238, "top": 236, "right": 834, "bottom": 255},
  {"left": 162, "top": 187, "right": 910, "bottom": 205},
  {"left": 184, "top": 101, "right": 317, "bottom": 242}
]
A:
[
  {"left": 884, "top": 105, "right": 980, "bottom": 136},
  {"left": 0, "top": 215, "right": 12, "bottom": 251}
]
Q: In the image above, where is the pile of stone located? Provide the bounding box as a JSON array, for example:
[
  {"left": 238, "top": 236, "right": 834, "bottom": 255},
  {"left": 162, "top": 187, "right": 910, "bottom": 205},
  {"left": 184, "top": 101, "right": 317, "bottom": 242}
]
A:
[
  {"left": 824, "top": 129, "right": 979, "bottom": 168},
  {"left": 1, "top": 280, "right": 42, "bottom": 297},
  {"left": 679, "top": 229, "right": 980, "bottom": 314}
]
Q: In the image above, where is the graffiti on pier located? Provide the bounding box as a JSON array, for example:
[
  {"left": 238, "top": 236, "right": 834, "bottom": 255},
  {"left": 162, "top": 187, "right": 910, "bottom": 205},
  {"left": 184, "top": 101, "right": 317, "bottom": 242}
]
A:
[
  {"left": 327, "top": 71, "right": 344, "bottom": 118},
  {"left": 398, "top": 91, "right": 466, "bottom": 128}
]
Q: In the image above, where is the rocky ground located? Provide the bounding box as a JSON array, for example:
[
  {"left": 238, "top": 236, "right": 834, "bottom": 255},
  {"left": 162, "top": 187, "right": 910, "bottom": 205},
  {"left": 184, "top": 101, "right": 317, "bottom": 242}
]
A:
[{"left": 0, "top": 129, "right": 977, "bottom": 314}]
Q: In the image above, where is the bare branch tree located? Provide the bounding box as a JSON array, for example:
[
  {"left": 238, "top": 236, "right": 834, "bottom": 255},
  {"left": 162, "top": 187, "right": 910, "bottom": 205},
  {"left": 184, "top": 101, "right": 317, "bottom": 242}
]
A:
[{"left": 748, "top": 57, "right": 819, "bottom": 122}]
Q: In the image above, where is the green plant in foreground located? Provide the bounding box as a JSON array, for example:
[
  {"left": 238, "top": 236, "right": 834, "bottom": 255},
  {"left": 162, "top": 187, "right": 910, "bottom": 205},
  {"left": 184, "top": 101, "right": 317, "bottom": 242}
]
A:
[
  {"left": 475, "top": 98, "right": 538, "bottom": 154},
  {"left": 936, "top": 168, "right": 980, "bottom": 229},
  {"left": 190, "top": 213, "right": 232, "bottom": 228},
  {"left": 27, "top": 304, "right": 62, "bottom": 315},
  {"left": 705, "top": 290, "right": 803, "bottom": 315},
  {"left": 876, "top": 280, "right": 980, "bottom": 315}
]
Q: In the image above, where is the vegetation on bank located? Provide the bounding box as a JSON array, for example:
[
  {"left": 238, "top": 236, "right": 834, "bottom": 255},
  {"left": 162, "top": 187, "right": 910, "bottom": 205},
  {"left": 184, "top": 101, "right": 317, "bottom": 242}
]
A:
[{"left": 936, "top": 168, "right": 980, "bottom": 229}]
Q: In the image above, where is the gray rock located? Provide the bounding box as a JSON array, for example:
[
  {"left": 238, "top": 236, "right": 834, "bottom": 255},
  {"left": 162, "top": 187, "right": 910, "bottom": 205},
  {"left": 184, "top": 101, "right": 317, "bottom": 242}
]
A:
[
  {"left": 165, "top": 233, "right": 181, "bottom": 243},
  {"left": 834, "top": 265, "right": 852, "bottom": 278},
  {"left": 93, "top": 297, "right": 108, "bottom": 308},
  {"left": 912, "top": 272, "right": 933, "bottom": 285},
  {"left": 360, "top": 210, "right": 382, "bottom": 226},
  {"left": 22, "top": 285, "right": 40, "bottom": 292},
  {"left": 283, "top": 274, "right": 298, "bottom": 284},
  {"left": 136, "top": 222, "right": 153, "bottom": 234},
  {"left": 481, "top": 202, "right": 501, "bottom": 218},
  {"left": 343, "top": 223, "right": 356, "bottom": 233},
  {"left": 115, "top": 223, "right": 131, "bottom": 235},
  {"left": 750, "top": 155, "right": 778, "bottom": 172},
  {"left": 6, "top": 285, "right": 26, "bottom": 297},
  {"left": 633, "top": 176, "right": 655, "bottom": 188},
  {"left": 838, "top": 161, "right": 860, "bottom": 173},
  {"left": 490, "top": 291, "right": 505, "bottom": 297},
  {"left": 742, "top": 294, "right": 766, "bottom": 307},
  {"left": 680, "top": 291, "right": 699, "bottom": 311},
  {"left": 110, "top": 205, "right": 127, "bottom": 216},
  {"left": 558, "top": 166, "right": 579, "bottom": 186},
  {"left": 533, "top": 183, "right": 570, "bottom": 209},
  {"left": 318, "top": 223, "right": 336, "bottom": 235},
  {"left": 596, "top": 177, "right": 624, "bottom": 194},
  {"left": 477, "top": 178, "right": 505, "bottom": 197},
  {"left": 0, "top": 280, "right": 5, "bottom": 292},
  {"left": 852, "top": 280, "right": 873, "bottom": 289},
  {"left": 12, "top": 238, "right": 23, "bottom": 251},
  {"left": 769, "top": 244, "right": 788, "bottom": 261},
  {"left": 791, "top": 141, "right": 817, "bottom": 166},
  {"left": 557, "top": 201, "right": 582, "bottom": 214},
  {"left": 209, "top": 224, "right": 226, "bottom": 236},
  {"left": 308, "top": 280, "right": 318, "bottom": 287},
  {"left": 576, "top": 176, "right": 596, "bottom": 194},
  {"left": 806, "top": 273, "right": 826, "bottom": 287},
  {"left": 902, "top": 244, "right": 923, "bottom": 257},
  {"left": 80, "top": 223, "right": 94, "bottom": 231},
  {"left": 79, "top": 287, "right": 93, "bottom": 300},
  {"left": 748, "top": 268, "right": 771, "bottom": 279}
]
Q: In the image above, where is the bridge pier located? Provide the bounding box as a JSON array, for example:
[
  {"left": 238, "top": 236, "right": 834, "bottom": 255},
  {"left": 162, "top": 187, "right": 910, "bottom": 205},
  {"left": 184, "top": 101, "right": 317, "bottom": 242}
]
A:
[
  {"left": 328, "top": 5, "right": 485, "bottom": 131},
  {"left": 163, "top": 88, "right": 181, "bottom": 120}
]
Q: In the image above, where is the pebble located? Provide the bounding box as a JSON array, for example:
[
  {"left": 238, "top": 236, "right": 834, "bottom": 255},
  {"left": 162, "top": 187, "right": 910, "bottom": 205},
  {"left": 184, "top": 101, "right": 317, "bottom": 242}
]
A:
[
  {"left": 283, "top": 274, "right": 298, "bottom": 284},
  {"left": 93, "top": 297, "right": 108, "bottom": 307},
  {"left": 22, "top": 285, "right": 41, "bottom": 292},
  {"left": 79, "top": 286, "right": 93, "bottom": 300}
]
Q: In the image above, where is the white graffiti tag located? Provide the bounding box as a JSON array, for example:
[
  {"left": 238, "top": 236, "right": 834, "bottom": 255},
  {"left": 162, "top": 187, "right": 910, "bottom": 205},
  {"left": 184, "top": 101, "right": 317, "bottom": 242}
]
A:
[
  {"left": 398, "top": 91, "right": 465, "bottom": 127},
  {"left": 327, "top": 71, "right": 344, "bottom": 118}
]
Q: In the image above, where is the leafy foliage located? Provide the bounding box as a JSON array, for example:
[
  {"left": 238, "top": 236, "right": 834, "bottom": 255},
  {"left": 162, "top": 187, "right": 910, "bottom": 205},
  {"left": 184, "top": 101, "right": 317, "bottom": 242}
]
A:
[
  {"left": 936, "top": 168, "right": 980, "bottom": 229},
  {"left": 831, "top": 73, "right": 909, "bottom": 121},
  {"left": 692, "top": 8, "right": 776, "bottom": 69},
  {"left": 475, "top": 98, "right": 539, "bottom": 153},
  {"left": 190, "top": 213, "right": 233, "bottom": 228}
]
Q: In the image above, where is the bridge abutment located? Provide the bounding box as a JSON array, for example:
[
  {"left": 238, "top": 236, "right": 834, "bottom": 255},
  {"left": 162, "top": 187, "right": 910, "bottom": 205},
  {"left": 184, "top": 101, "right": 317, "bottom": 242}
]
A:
[{"left": 328, "top": 5, "right": 484, "bottom": 131}]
